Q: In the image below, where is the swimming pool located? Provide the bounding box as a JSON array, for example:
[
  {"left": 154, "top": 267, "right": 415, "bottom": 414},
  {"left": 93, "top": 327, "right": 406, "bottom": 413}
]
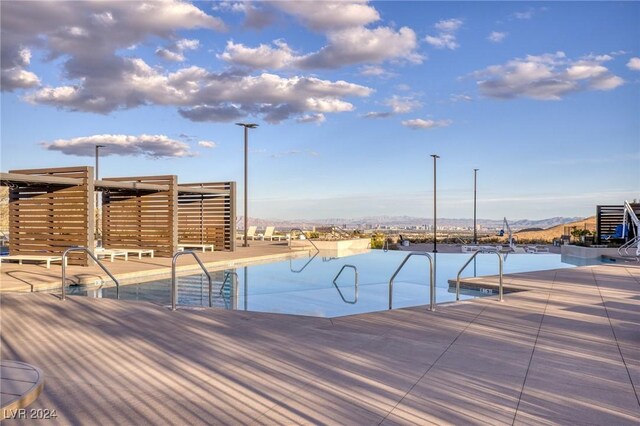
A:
[{"left": 70, "top": 251, "right": 576, "bottom": 318}]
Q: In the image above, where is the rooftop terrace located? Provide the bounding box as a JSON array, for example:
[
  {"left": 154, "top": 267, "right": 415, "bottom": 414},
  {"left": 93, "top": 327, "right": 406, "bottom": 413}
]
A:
[{"left": 2, "top": 262, "right": 638, "bottom": 424}]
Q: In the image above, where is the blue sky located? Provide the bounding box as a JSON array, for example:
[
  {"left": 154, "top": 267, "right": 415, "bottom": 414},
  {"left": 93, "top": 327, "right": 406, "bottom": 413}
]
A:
[{"left": 1, "top": 1, "right": 639, "bottom": 221}]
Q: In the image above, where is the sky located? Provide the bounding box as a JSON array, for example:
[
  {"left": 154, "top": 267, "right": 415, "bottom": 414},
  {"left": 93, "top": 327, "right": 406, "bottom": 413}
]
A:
[{"left": 1, "top": 1, "right": 639, "bottom": 221}]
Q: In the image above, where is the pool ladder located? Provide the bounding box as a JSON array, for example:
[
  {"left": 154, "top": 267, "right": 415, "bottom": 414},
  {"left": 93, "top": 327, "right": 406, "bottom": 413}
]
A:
[
  {"left": 171, "top": 251, "right": 213, "bottom": 311},
  {"left": 389, "top": 252, "right": 435, "bottom": 311},
  {"left": 333, "top": 264, "right": 358, "bottom": 304},
  {"left": 456, "top": 250, "right": 504, "bottom": 302},
  {"left": 289, "top": 228, "right": 320, "bottom": 273},
  {"left": 61, "top": 246, "right": 121, "bottom": 301}
]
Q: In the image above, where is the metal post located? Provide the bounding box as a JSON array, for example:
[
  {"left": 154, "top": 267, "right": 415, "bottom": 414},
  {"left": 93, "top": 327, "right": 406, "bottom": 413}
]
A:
[
  {"left": 473, "top": 168, "right": 479, "bottom": 244},
  {"left": 236, "top": 123, "right": 258, "bottom": 247},
  {"left": 431, "top": 155, "right": 439, "bottom": 253},
  {"left": 95, "top": 145, "right": 105, "bottom": 244}
]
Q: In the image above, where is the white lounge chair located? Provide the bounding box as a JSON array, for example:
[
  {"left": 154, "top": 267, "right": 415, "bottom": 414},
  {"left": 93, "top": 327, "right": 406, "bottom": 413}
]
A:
[
  {"left": 178, "top": 244, "right": 214, "bottom": 252},
  {"left": 99, "top": 248, "right": 154, "bottom": 259},
  {"left": 0, "top": 255, "right": 66, "bottom": 269},
  {"left": 94, "top": 248, "right": 129, "bottom": 262},
  {"left": 525, "top": 245, "right": 549, "bottom": 254},
  {"left": 236, "top": 226, "right": 257, "bottom": 241},
  {"left": 260, "top": 226, "right": 285, "bottom": 241}
]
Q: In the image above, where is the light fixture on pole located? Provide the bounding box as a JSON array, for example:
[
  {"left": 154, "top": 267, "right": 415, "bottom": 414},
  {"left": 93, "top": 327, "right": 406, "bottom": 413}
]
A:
[
  {"left": 235, "top": 123, "right": 258, "bottom": 247},
  {"left": 95, "top": 145, "right": 105, "bottom": 244},
  {"left": 473, "top": 168, "right": 479, "bottom": 245},
  {"left": 431, "top": 154, "right": 440, "bottom": 253}
]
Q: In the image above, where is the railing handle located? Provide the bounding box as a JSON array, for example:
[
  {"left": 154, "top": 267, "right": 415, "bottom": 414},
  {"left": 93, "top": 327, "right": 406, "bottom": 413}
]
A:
[
  {"left": 332, "top": 264, "right": 358, "bottom": 304},
  {"left": 61, "top": 247, "right": 120, "bottom": 301},
  {"left": 171, "top": 251, "right": 213, "bottom": 311},
  {"left": 456, "top": 250, "right": 503, "bottom": 302},
  {"left": 219, "top": 271, "right": 239, "bottom": 295},
  {"left": 388, "top": 252, "right": 434, "bottom": 311}
]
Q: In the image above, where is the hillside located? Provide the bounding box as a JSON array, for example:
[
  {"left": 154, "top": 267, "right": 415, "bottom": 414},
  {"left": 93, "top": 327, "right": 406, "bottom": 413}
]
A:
[{"left": 512, "top": 216, "right": 596, "bottom": 242}]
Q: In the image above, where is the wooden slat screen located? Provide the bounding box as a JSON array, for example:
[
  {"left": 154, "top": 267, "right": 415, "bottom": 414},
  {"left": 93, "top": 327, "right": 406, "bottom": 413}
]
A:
[
  {"left": 8, "top": 166, "right": 94, "bottom": 266},
  {"left": 178, "top": 182, "right": 236, "bottom": 252},
  {"left": 102, "top": 175, "right": 178, "bottom": 257}
]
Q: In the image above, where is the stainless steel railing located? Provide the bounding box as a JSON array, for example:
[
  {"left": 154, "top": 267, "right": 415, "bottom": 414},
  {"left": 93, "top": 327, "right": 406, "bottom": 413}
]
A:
[
  {"left": 171, "top": 251, "right": 213, "bottom": 311},
  {"left": 219, "top": 271, "right": 239, "bottom": 295},
  {"left": 332, "top": 264, "right": 358, "bottom": 304},
  {"left": 388, "top": 252, "right": 435, "bottom": 311},
  {"left": 456, "top": 250, "right": 503, "bottom": 302},
  {"left": 289, "top": 228, "right": 320, "bottom": 273},
  {"left": 61, "top": 247, "right": 120, "bottom": 301},
  {"left": 289, "top": 228, "right": 319, "bottom": 253}
]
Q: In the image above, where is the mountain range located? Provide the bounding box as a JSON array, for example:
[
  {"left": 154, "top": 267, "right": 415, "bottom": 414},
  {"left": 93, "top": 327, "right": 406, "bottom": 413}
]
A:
[{"left": 242, "top": 216, "right": 585, "bottom": 231}]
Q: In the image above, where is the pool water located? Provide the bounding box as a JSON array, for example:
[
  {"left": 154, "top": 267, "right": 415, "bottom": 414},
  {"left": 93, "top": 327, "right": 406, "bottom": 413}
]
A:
[{"left": 70, "top": 251, "right": 576, "bottom": 318}]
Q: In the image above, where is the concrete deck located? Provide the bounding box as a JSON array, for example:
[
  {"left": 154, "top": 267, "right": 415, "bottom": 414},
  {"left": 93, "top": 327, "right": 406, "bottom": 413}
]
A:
[
  {"left": 0, "top": 241, "right": 308, "bottom": 293},
  {"left": 1, "top": 263, "right": 638, "bottom": 424}
]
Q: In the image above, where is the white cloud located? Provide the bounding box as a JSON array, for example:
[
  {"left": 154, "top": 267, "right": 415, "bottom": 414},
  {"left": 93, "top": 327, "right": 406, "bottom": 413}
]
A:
[
  {"left": 627, "top": 57, "right": 640, "bottom": 71},
  {"left": 363, "top": 95, "right": 421, "bottom": 119},
  {"left": 401, "top": 118, "right": 452, "bottom": 129},
  {"left": 271, "top": 1, "right": 380, "bottom": 31},
  {"left": 43, "top": 134, "right": 195, "bottom": 158},
  {"left": 156, "top": 38, "right": 200, "bottom": 62},
  {"left": 450, "top": 94, "right": 473, "bottom": 102},
  {"left": 198, "top": 141, "right": 217, "bottom": 149},
  {"left": 425, "top": 18, "right": 463, "bottom": 50},
  {"left": 296, "top": 113, "right": 326, "bottom": 124},
  {"left": 435, "top": 18, "right": 463, "bottom": 32},
  {"left": 219, "top": 40, "right": 296, "bottom": 69},
  {"left": 487, "top": 31, "right": 507, "bottom": 43},
  {"left": 359, "top": 65, "right": 396, "bottom": 78},
  {"left": 472, "top": 52, "right": 624, "bottom": 100},
  {"left": 298, "top": 26, "right": 422, "bottom": 69},
  {"left": 222, "top": 26, "right": 422, "bottom": 70},
  {"left": 1, "top": 1, "right": 224, "bottom": 93}
]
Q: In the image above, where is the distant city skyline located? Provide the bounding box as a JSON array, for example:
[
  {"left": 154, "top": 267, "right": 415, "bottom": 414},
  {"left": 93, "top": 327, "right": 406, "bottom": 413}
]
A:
[{"left": 1, "top": 1, "right": 639, "bottom": 220}]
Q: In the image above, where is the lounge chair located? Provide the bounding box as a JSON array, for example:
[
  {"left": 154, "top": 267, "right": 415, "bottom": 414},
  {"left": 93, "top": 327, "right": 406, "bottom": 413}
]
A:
[
  {"left": 525, "top": 245, "right": 549, "bottom": 254},
  {"left": 94, "top": 248, "right": 129, "bottom": 262},
  {"left": 236, "top": 226, "right": 257, "bottom": 241},
  {"left": 99, "top": 247, "right": 154, "bottom": 259},
  {"left": 260, "top": 226, "right": 285, "bottom": 241},
  {"left": 0, "top": 255, "right": 66, "bottom": 269},
  {"left": 178, "top": 244, "right": 214, "bottom": 252}
]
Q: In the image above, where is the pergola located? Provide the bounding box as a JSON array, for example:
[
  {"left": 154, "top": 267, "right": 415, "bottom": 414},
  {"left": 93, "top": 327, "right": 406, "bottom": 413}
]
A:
[{"left": 1, "top": 166, "right": 236, "bottom": 266}]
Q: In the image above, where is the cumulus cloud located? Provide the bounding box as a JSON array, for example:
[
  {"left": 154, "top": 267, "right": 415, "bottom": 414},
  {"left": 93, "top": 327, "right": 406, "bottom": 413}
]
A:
[
  {"left": 488, "top": 31, "right": 507, "bottom": 43},
  {"left": 425, "top": 18, "right": 462, "bottom": 50},
  {"left": 156, "top": 38, "right": 200, "bottom": 62},
  {"left": 43, "top": 134, "right": 195, "bottom": 158},
  {"left": 221, "top": 26, "right": 422, "bottom": 70},
  {"left": 627, "top": 57, "right": 640, "bottom": 71},
  {"left": 1, "top": 47, "right": 40, "bottom": 91},
  {"left": 214, "top": 2, "right": 276, "bottom": 29},
  {"left": 219, "top": 40, "right": 297, "bottom": 69},
  {"left": 271, "top": 1, "right": 380, "bottom": 31},
  {"left": 401, "top": 118, "right": 452, "bottom": 129},
  {"left": 363, "top": 95, "right": 421, "bottom": 118},
  {"left": 198, "top": 141, "right": 217, "bottom": 149},
  {"left": 359, "top": 65, "right": 397, "bottom": 78},
  {"left": 296, "top": 113, "right": 326, "bottom": 124},
  {"left": 1, "top": 1, "right": 224, "bottom": 94},
  {"left": 472, "top": 52, "right": 624, "bottom": 100}
]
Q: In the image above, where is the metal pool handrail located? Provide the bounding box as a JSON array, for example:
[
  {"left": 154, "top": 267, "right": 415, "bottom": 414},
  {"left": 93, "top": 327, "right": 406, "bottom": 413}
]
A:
[
  {"left": 219, "top": 271, "right": 239, "bottom": 295},
  {"left": 61, "top": 247, "right": 120, "bottom": 301},
  {"left": 332, "top": 264, "right": 358, "bottom": 304},
  {"left": 289, "top": 228, "right": 319, "bottom": 253},
  {"left": 171, "top": 251, "right": 213, "bottom": 311},
  {"left": 388, "top": 252, "right": 434, "bottom": 311},
  {"left": 456, "top": 250, "right": 503, "bottom": 302}
]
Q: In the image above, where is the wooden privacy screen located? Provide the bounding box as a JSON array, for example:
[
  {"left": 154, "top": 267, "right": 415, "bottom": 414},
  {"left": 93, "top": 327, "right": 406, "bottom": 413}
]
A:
[
  {"left": 102, "top": 176, "right": 178, "bottom": 257},
  {"left": 8, "top": 166, "right": 94, "bottom": 266},
  {"left": 178, "top": 182, "right": 236, "bottom": 251}
]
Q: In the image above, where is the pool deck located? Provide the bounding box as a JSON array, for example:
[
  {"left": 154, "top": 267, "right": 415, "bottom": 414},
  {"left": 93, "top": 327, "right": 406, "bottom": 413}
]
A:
[
  {"left": 0, "top": 241, "right": 308, "bottom": 293},
  {"left": 1, "top": 262, "right": 638, "bottom": 424}
]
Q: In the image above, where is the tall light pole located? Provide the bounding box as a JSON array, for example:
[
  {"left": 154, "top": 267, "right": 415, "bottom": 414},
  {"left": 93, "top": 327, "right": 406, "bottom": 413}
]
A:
[
  {"left": 473, "top": 168, "right": 479, "bottom": 245},
  {"left": 431, "top": 154, "right": 439, "bottom": 253},
  {"left": 95, "top": 145, "right": 105, "bottom": 244},
  {"left": 235, "top": 123, "right": 258, "bottom": 247}
]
